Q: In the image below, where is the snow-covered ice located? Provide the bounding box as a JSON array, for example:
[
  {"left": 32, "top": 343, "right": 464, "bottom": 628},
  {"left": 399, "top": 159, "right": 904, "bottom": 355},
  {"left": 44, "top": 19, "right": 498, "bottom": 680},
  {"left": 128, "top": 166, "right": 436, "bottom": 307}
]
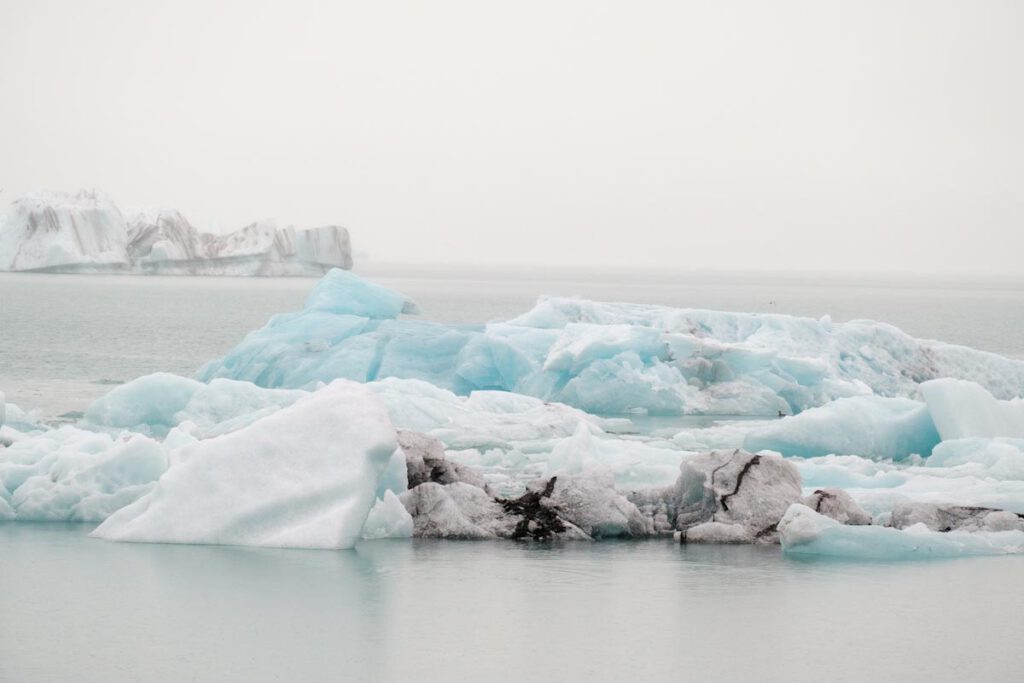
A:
[{"left": 0, "top": 190, "right": 352, "bottom": 275}]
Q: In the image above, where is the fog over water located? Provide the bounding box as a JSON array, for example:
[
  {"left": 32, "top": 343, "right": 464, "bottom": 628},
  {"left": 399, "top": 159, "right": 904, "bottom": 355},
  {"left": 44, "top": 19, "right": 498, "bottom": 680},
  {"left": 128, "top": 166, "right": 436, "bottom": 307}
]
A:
[{"left": 1, "top": 1, "right": 1022, "bottom": 273}]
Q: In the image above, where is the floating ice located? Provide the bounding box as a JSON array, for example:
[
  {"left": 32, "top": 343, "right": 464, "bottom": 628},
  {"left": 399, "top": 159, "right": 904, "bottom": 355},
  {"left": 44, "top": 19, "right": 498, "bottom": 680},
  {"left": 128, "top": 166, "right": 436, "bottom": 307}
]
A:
[
  {"left": 400, "top": 482, "right": 512, "bottom": 539},
  {"left": 92, "top": 381, "right": 397, "bottom": 549},
  {"left": 361, "top": 490, "right": 414, "bottom": 540},
  {"left": 672, "top": 449, "right": 803, "bottom": 542},
  {"left": 543, "top": 421, "right": 685, "bottom": 490},
  {"left": 743, "top": 396, "right": 940, "bottom": 460},
  {"left": 84, "top": 373, "right": 306, "bottom": 438},
  {"left": 0, "top": 190, "right": 352, "bottom": 275},
  {"left": 779, "top": 504, "right": 1024, "bottom": 559},
  {"left": 920, "top": 378, "right": 1024, "bottom": 440},
  {"left": 0, "top": 426, "right": 167, "bottom": 521},
  {"left": 304, "top": 268, "right": 419, "bottom": 318},
  {"left": 800, "top": 488, "right": 872, "bottom": 525},
  {"left": 886, "top": 502, "right": 1024, "bottom": 533},
  {"left": 198, "top": 271, "right": 1024, "bottom": 417}
]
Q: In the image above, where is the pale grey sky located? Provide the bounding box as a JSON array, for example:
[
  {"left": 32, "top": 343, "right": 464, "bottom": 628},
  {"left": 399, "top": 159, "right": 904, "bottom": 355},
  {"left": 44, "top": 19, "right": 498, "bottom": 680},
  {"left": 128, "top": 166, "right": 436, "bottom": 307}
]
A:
[{"left": 0, "top": 1, "right": 1021, "bottom": 273}]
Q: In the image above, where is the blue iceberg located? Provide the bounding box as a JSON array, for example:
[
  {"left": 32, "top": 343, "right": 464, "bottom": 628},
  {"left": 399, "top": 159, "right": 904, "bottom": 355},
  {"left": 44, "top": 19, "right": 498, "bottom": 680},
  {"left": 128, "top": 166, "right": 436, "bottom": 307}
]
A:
[{"left": 197, "top": 270, "right": 1024, "bottom": 417}]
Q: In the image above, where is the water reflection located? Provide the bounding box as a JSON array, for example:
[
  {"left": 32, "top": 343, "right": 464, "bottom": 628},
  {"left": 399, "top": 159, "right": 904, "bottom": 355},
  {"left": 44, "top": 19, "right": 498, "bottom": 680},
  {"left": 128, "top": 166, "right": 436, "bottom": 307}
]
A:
[{"left": 2, "top": 524, "right": 1023, "bottom": 682}]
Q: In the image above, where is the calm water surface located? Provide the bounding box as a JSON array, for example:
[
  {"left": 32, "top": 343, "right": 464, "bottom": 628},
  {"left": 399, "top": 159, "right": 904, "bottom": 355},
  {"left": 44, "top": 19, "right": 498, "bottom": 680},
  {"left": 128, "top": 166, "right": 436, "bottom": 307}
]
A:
[{"left": 2, "top": 523, "right": 1023, "bottom": 683}]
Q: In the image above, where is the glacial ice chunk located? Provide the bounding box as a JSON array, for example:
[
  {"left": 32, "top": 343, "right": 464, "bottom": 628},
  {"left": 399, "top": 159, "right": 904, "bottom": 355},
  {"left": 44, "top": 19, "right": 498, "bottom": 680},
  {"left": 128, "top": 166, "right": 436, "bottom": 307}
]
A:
[
  {"left": 400, "top": 482, "right": 511, "bottom": 539},
  {"left": 83, "top": 374, "right": 308, "bottom": 438},
  {"left": 0, "top": 190, "right": 129, "bottom": 271},
  {"left": 304, "top": 268, "right": 419, "bottom": 318},
  {"left": 199, "top": 272, "right": 1024, "bottom": 416},
  {"left": 743, "top": 396, "right": 940, "bottom": 460},
  {"left": 361, "top": 490, "right": 414, "bottom": 540},
  {"left": 887, "top": 502, "right": 1024, "bottom": 533},
  {"left": 780, "top": 504, "right": 1024, "bottom": 559},
  {"left": 0, "top": 426, "right": 167, "bottom": 521},
  {"left": 83, "top": 373, "right": 204, "bottom": 436},
  {"left": 921, "top": 378, "right": 1024, "bottom": 440},
  {"left": 800, "top": 488, "right": 872, "bottom": 525},
  {"left": 674, "top": 449, "right": 803, "bottom": 542},
  {"left": 91, "top": 380, "right": 397, "bottom": 549}
]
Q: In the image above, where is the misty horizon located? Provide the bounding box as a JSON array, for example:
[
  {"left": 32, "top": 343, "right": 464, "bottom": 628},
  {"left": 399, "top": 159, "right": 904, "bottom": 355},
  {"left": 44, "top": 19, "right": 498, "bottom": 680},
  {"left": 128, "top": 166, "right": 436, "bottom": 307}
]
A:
[{"left": 1, "top": 1, "right": 1021, "bottom": 275}]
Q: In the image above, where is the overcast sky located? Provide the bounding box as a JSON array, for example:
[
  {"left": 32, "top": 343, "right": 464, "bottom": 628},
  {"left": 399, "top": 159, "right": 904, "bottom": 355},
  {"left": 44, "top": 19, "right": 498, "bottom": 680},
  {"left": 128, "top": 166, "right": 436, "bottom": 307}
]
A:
[{"left": 0, "top": 1, "right": 1020, "bottom": 273}]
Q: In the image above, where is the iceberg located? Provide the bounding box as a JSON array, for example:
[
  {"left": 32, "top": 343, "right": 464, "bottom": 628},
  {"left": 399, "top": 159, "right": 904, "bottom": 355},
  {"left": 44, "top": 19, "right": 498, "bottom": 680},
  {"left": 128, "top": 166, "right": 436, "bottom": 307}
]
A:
[
  {"left": 361, "top": 490, "right": 415, "bottom": 540},
  {"left": 0, "top": 190, "right": 129, "bottom": 271},
  {"left": 779, "top": 504, "right": 1024, "bottom": 559},
  {"left": 198, "top": 271, "right": 1024, "bottom": 417},
  {"left": 91, "top": 380, "right": 397, "bottom": 549},
  {"left": 672, "top": 449, "right": 803, "bottom": 542},
  {"left": 0, "top": 190, "right": 353, "bottom": 275},
  {"left": 886, "top": 502, "right": 1024, "bottom": 533},
  {"left": 0, "top": 426, "right": 167, "bottom": 521},
  {"left": 743, "top": 396, "right": 940, "bottom": 460},
  {"left": 84, "top": 373, "right": 307, "bottom": 438},
  {"left": 800, "top": 488, "right": 872, "bottom": 525},
  {"left": 920, "top": 378, "right": 1024, "bottom": 440}
]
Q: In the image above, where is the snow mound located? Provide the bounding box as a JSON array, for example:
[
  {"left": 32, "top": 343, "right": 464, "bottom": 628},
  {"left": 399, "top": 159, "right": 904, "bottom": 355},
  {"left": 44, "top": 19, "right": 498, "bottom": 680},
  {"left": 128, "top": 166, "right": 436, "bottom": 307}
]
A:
[
  {"left": 91, "top": 380, "right": 396, "bottom": 549},
  {"left": 198, "top": 272, "right": 1024, "bottom": 416},
  {"left": 0, "top": 190, "right": 353, "bottom": 275},
  {"left": 780, "top": 504, "right": 1024, "bottom": 559}
]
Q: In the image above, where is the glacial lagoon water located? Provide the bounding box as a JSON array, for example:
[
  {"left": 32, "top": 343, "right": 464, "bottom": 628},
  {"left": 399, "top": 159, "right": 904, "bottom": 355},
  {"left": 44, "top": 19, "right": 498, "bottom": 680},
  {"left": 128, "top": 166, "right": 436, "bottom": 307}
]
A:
[
  {"left": 4, "top": 524, "right": 1024, "bottom": 683},
  {"left": 3, "top": 267, "right": 1024, "bottom": 681}
]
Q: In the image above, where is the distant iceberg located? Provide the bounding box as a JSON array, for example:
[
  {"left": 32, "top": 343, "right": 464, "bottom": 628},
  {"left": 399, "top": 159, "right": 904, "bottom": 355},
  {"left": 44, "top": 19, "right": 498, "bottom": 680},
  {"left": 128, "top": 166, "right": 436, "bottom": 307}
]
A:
[{"left": 0, "top": 190, "right": 353, "bottom": 275}]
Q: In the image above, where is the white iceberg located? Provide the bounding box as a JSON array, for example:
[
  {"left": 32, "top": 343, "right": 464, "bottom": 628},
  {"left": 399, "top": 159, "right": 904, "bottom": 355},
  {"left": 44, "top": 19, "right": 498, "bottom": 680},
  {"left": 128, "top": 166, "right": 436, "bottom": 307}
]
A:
[
  {"left": 0, "top": 190, "right": 352, "bottom": 275},
  {"left": 920, "top": 378, "right": 1024, "bottom": 440},
  {"left": 92, "top": 380, "right": 397, "bottom": 549}
]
